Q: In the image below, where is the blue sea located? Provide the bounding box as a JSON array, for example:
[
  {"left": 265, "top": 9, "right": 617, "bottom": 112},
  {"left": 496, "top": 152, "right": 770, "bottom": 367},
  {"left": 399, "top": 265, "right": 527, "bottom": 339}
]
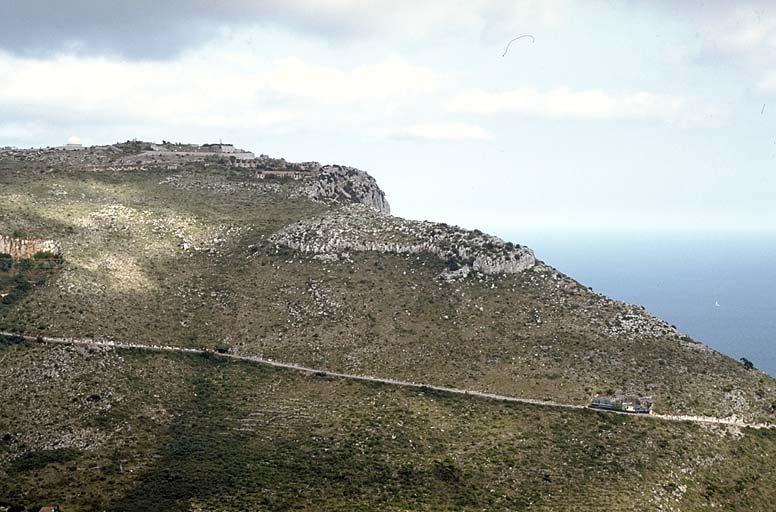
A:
[{"left": 499, "top": 230, "right": 776, "bottom": 377}]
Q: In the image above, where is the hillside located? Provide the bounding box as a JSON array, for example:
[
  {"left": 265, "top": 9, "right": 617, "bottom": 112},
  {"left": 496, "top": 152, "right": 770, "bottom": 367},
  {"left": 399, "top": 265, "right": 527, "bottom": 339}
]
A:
[
  {"left": 1, "top": 143, "right": 776, "bottom": 511},
  {"left": 2, "top": 339, "right": 776, "bottom": 511}
]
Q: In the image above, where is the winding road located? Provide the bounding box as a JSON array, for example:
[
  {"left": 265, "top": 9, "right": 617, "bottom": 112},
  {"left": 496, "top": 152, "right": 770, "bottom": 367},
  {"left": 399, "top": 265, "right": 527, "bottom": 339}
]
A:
[{"left": 2, "top": 330, "right": 775, "bottom": 430}]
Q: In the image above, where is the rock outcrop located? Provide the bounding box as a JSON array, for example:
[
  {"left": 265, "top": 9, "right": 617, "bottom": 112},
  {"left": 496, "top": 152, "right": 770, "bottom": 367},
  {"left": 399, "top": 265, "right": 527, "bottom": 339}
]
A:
[
  {"left": 297, "top": 165, "right": 390, "bottom": 213},
  {"left": 0, "top": 235, "right": 62, "bottom": 260},
  {"left": 1, "top": 144, "right": 391, "bottom": 214},
  {"left": 270, "top": 206, "right": 535, "bottom": 276}
]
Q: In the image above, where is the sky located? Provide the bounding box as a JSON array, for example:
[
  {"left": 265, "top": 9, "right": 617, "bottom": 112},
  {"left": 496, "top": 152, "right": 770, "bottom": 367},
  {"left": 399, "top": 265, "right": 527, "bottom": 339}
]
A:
[{"left": 1, "top": 1, "right": 776, "bottom": 233}]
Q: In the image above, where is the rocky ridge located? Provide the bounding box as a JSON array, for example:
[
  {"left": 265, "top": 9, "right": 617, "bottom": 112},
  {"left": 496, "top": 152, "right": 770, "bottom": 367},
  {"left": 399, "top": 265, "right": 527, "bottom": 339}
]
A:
[
  {"left": 294, "top": 165, "right": 390, "bottom": 213},
  {"left": 270, "top": 205, "right": 536, "bottom": 276},
  {"left": 1, "top": 144, "right": 390, "bottom": 214}
]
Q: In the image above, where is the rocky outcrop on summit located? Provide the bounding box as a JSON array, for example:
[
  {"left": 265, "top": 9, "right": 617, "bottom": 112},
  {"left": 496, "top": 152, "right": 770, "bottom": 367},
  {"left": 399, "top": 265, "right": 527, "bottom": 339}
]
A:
[
  {"left": 270, "top": 206, "right": 535, "bottom": 276},
  {"left": 0, "top": 235, "right": 62, "bottom": 260},
  {"left": 297, "top": 165, "right": 390, "bottom": 213}
]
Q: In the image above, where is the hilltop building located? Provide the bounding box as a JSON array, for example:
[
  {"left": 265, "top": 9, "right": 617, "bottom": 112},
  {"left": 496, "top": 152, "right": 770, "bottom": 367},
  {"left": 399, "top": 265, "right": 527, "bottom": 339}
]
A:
[
  {"left": 231, "top": 154, "right": 321, "bottom": 180},
  {"left": 61, "top": 136, "right": 83, "bottom": 151},
  {"left": 201, "top": 143, "right": 255, "bottom": 160},
  {"left": 202, "top": 143, "right": 237, "bottom": 153}
]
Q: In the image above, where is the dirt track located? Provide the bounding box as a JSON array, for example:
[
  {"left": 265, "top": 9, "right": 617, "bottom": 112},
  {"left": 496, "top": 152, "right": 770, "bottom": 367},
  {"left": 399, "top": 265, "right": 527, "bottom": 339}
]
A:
[{"left": 3, "top": 330, "right": 774, "bottom": 430}]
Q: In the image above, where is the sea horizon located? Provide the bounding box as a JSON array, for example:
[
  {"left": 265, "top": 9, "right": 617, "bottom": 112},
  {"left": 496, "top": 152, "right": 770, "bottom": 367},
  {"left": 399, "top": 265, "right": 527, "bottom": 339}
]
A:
[{"left": 498, "top": 229, "right": 776, "bottom": 377}]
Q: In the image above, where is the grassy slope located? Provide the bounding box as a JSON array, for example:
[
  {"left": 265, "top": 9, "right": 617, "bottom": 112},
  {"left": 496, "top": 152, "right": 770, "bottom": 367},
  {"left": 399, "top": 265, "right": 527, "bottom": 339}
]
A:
[
  {"left": 1, "top": 160, "right": 775, "bottom": 423},
  {"left": 1, "top": 341, "right": 776, "bottom": 512}
]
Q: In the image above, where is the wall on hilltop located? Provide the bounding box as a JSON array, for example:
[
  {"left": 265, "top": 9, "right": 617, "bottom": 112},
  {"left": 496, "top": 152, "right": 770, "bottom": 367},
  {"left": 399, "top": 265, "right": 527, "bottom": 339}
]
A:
[{"left": 0, "top": 235, "right": 62, "bottom": 260}]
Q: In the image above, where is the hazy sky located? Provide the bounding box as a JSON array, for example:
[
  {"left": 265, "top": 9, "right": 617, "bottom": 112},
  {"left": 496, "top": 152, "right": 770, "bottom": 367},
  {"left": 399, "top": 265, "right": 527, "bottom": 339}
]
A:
[{"left": 1, "top": 1, "right": 775, "bottom": 233}]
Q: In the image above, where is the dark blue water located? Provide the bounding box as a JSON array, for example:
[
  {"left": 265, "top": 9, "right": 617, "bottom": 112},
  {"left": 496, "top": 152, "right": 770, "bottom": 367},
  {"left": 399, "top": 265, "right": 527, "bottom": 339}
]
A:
[{"left": 498, "top": 230, "right": 776, "bottom": 377}]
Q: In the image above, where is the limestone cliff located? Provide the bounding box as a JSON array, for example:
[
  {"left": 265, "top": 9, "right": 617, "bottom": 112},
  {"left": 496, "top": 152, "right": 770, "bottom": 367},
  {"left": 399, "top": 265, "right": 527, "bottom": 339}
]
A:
[
  {"left": 297, "top": 165, "right": 390, "bottom": 213},
  {"left": 270, "top": 205, "right": 535, "bottom": 276}
]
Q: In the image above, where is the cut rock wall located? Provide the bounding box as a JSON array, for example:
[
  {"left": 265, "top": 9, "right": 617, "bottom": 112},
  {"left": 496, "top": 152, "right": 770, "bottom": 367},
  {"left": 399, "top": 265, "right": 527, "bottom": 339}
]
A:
[{"left": 0, "top": 235, "right": 62, "bottom": 260}]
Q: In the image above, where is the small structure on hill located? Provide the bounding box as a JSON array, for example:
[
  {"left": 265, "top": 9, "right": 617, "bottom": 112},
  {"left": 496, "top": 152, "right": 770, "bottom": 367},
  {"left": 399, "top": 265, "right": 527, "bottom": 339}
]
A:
[
  {"left": 233, "top": 154, "right": 321, "bottom": 180},
  {"left": 62, "top": 136, "right": 83, "bottom": 151},
  {"left": 201, "top": 143, "right": 255, "bottom": 160},
  {"left": 0, "top": 235, "right": 62, "bottom": 260},
  {"left": 589, "top": 395, "right": 652, "bottom": 414},
  {"left": 202, "top": 143, "right": 237, "bottom": 153},
  {"left": 255, "top": 169, "right": 306, "bottom": 180}
]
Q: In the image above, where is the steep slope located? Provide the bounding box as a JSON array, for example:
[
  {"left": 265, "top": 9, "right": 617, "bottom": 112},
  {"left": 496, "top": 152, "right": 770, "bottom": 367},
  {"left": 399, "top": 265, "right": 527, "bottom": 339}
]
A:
[
  {"left": 1, "top": 150, "right": 773, "bottom": 423},
  {"left": 2, "top": 145, "right": 776, "bottom": 510},
  {"left": 2, "top": 340, "right": 776, "bottom": 512}
]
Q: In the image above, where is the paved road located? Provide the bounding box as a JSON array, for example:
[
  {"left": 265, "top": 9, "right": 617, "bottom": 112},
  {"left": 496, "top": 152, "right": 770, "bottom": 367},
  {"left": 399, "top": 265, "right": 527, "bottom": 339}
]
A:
[{"left": 2, "top": 330, "right": 774, "bottom": 430}]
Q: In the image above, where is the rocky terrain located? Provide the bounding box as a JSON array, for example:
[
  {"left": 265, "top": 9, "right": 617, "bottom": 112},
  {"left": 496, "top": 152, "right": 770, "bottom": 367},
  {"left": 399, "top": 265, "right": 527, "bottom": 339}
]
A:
[
  {"left": 1, "top": 142, "right": 776, "bottom": 511},
  {"left": 271, "top": 205, "right": 534, "bottom": 276},
  {"left": 2, "top": 338, "right": 776, "bottom": 512},
  {"left": 294, "top": 165, "right": 391, "bottom": 213},
  {"left": 0, "top": 143, "right": 388, "bottom": 214}
]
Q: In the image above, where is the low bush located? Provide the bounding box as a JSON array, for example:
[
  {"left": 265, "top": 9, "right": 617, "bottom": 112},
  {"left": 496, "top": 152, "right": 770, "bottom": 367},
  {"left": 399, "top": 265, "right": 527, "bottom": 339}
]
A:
[
  {"left": 0, "top": 334, "right": 25, "bottom": 345},
  {"left": 32, "top": 251, "right": 58, "bottom": 260},
  {"left": 9, "top": 448, "right": 81, "bottom": 473}
]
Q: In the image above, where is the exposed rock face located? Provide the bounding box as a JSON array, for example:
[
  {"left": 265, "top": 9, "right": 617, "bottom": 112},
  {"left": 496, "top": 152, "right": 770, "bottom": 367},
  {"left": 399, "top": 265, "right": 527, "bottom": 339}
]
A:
[
  {"left": 297, "top": 165, "right": 390, "bottom": 213},
  {"left": 0, "top": 235, "right": 62, "bottom": 260},
  {"left": 270, "top": 206, "right": 535, "bottom": 276},
  {"left": 1, "top": 144, "right": 390, "bottom": 213}
]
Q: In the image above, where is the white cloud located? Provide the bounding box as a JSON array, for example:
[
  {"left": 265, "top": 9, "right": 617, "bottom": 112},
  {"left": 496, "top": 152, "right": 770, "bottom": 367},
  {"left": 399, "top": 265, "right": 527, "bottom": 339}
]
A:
[
  {"left": 262, "top": 57, "right": 439, "bottom": 103},
  {"left": 305, "top": 0, "right": 571, "bottom": 42},
  {"left": 0, "top": 0, "right": 572, "bottom": 59},
  {"left": 447, "top": 88, "right": 688, "bottom": 121},
  {"left": 717, "top": 7, "right": 776, "bottom": 54},
  {"left": 756, "top": 71, "right": 776, "bottom": 94},
  {"left": 672, "top": 4, "right": 776, "bottom": 102},
  {"left": 0, "top": 121, "right": 48, "bottom": 141},
  {"left": 0, "top": 52, "right": 438, "bottom": 137},
  {"left": 399, "top": 122, "right": 490, "bottom": 141}
]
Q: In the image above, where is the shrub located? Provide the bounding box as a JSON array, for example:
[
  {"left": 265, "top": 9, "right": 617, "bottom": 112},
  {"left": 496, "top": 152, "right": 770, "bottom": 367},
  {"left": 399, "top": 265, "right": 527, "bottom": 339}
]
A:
[
  {"left": 0, "top": 334, "right": 25, "bottom": 345},
  {"left": 15, "top": 259, "right": 32, "bottom": 271},
  {"left": 9, "top": 448, "right": 81, "bottom": 473},
  {"left": 433, "top": 458, "right": 462, "bottom": 483},
  {"left": 740, "top": 357, "right": 755, "bottom": 370},
  {"left": 446, "top": 257, "right": 461, "bottom": 271},
  {"left": 32, "top": 251, "right": 57, "bottom": 260},
  {"left": 13, "top": 275, "right": 31, "bottom": 292}
]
